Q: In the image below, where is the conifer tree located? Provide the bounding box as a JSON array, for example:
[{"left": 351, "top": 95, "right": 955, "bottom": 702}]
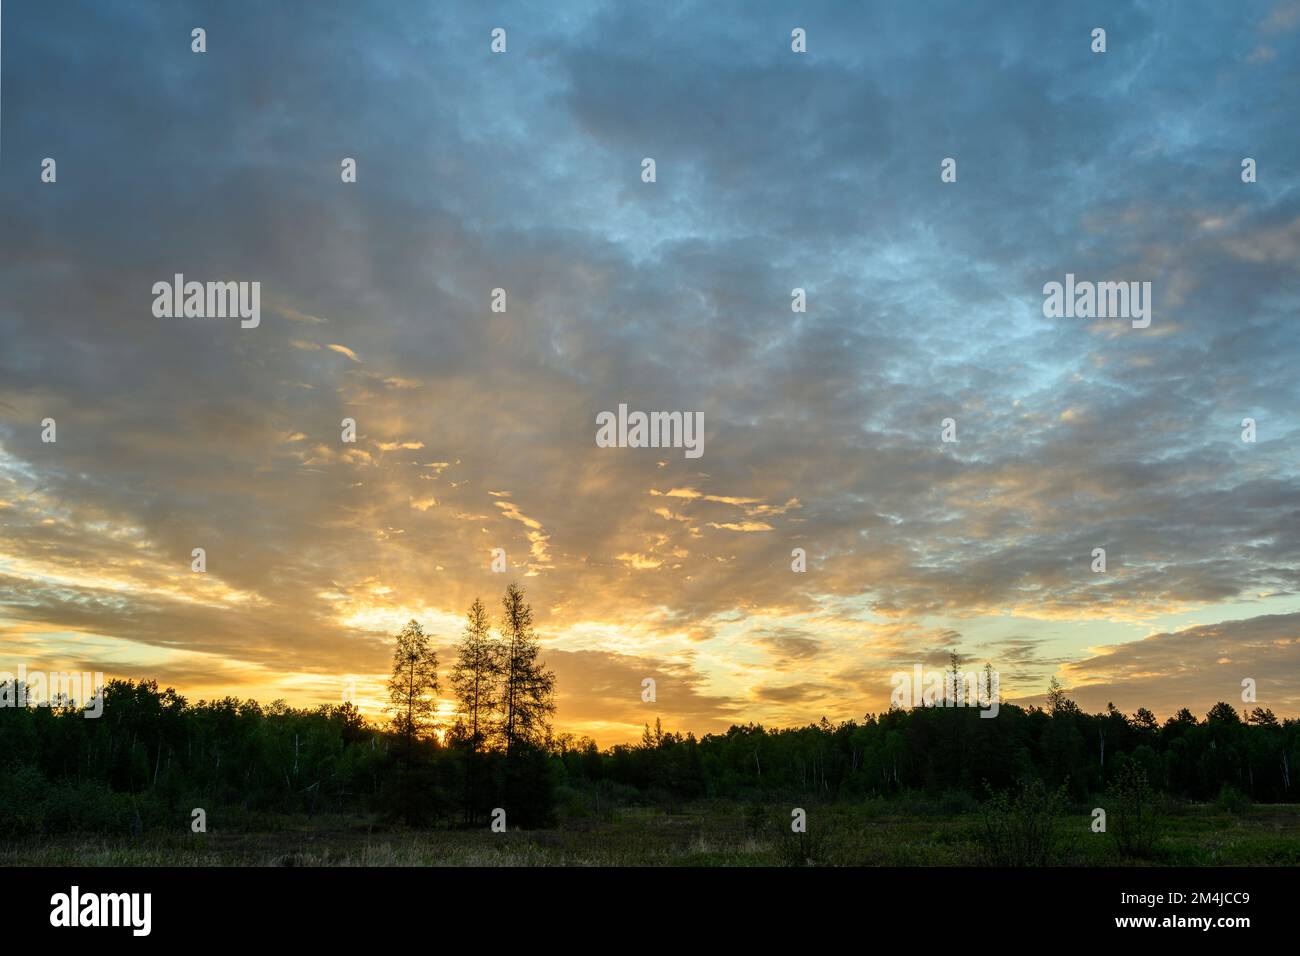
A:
[
  {"left": 498, "top": 583, "right": 555, "bottom": 758},
  {"left": 449, "top": 598, "right": 500, "bottom": 822}
]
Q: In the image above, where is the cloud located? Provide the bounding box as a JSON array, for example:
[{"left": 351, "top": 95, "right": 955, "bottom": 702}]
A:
[
  {"left": 1046, "top": 614, "right": 1300, "bottom": 718},
  {"left": 327, "top": 344, "right": 361, "bottom": 362},
  {"left": 377, "top": 440, "right": 424, "bottom": 451},
  {"left": 280, "top": 307, "right": 328, "bottom": 325},
  {"left": 0, "top": 0, "right": 1297, "bottom": 743},
  {"left": 754, "top": 682, "right": 834, "bottom": 705},
  {"left": 756, "top": 630, "right": 823, "bottom": 663}
]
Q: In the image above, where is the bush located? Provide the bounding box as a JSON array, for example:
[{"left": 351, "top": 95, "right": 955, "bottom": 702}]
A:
[
  {"left": 976, "top": 778, "right": 1068, "bottom": 866},
  {"left": 0, "top": 764, "right": 49, "bottom": 834},
  {"left": 1215, "top": 784, "right": 1252, "bottom": 815},
  {"left": 775, "top": 809, "right": 828, "bottom": 866},
  {"left": 42, "top": 782, "right": 138, "bottom": 834},
  {"left": 1109, "top": 760, "right": 1162, "bottom": 859}
]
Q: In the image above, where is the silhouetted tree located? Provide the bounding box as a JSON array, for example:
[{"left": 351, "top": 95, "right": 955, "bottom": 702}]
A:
[
  {"left": 1046, "top": 676, "right": 1069, "bottom": 714},
  {"left": 449, "top": 598, "right": 501, "bottom": 823},
  {"left": 498, "top": 583, "right": 555, "bottom": 757},
  {"left": 388, "top": 619, "right": 440, "bottom": 751}
]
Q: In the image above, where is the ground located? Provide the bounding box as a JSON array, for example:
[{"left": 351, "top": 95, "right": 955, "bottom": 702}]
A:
[{"left": 7, "top": 802, "right": 1300, "bottom": 866}]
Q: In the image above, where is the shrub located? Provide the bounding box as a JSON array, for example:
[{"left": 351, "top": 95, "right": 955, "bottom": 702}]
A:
[
  {"left": 775, "top": 810, "right": 829, "bottom": 866},
  {"left": 1109, "top": 759, "right": 1162, "bottom": 859},
  {"left": 1215, "top": 783, "right": 1252, "bottom": 815},
  {"left": 41, "top": 781, "right": 137, "bottom": 834},
  {"left": 0, "top": 764, "right": 49, "bottom": 834},
  {"left": 976, "top": 778, "right": 1068, "bottom": 866}
]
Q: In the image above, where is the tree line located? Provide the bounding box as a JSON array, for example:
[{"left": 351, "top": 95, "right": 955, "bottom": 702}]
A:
[
  {"left": 573, "top": 695, "right": 1297, "bottom": 811},
  {"left": 2, "top": 597, "right": 1297, "bottom": 835}
]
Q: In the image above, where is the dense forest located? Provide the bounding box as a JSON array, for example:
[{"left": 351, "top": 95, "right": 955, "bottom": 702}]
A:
[{"left": 2, "top": 584, "right": 1297, "bottom": 835}]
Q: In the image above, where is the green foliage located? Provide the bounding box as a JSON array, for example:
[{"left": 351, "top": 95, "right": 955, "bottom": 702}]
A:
[
  {"left": 0, "top": 766, "right": 143, "bottom": 836},
  {"left": 1215, "top": 783, "right": 1252, "bottom": 815},
  {"left": 4, "top": 800, "right": 1300, "bottom": 867},
  {"left": 976, "top": 778, "right": 1068, "bottom": 866},
  {"left": 776, "top": 812, "right": 829, "bottom": 867},
  {"left": 0, "top": 764, "right": 50, "bottom": 834},
  {"left": 1108, "top": 759, "right": 1162, "bottom": 859},
  {"left": 4, "top": 659, "right": 1300, "bottom": 840}
]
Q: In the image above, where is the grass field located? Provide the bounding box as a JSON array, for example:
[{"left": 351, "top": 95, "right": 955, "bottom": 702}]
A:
[{"left": 6, "top": 802, "right": 1300, "bottom": 867}]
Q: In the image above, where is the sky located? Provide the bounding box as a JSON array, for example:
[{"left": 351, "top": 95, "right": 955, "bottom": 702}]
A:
[{"left": 1, "top": 0, "right": 1298, "bottom": 745}]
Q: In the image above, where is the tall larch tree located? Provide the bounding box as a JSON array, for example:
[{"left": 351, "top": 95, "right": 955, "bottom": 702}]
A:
[
  {"left": 449, "top": 597, "right": 501, "bottom": 822},
  {"left": 387, "top": 619, "right": 440, "bottom": 759},
  {"left": 498, "top": 583, "right": 556, "bottom": 758}
]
